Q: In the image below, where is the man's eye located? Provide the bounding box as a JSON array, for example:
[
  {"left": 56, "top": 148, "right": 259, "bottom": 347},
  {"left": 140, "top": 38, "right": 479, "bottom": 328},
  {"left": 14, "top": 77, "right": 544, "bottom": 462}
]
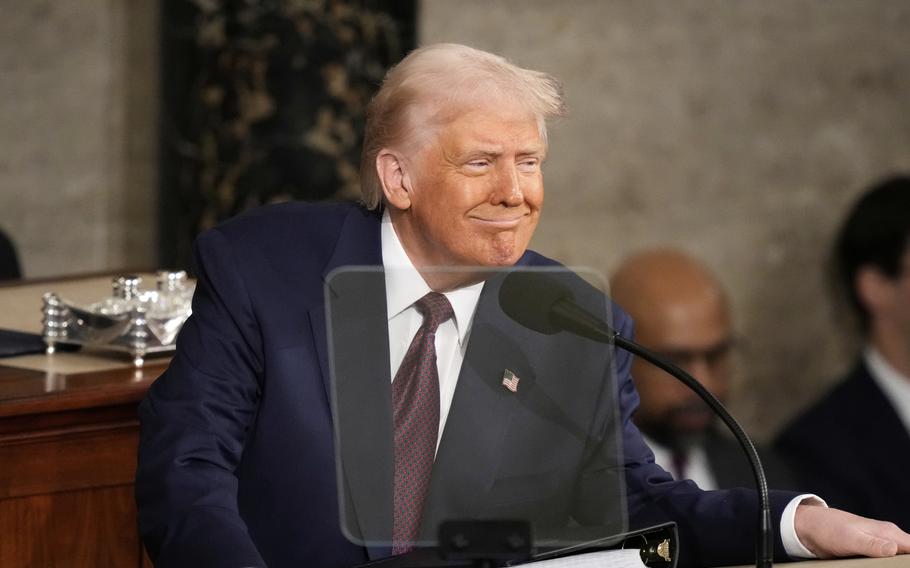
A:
[
  {"left": 518, "top": 159, "right": 540, "bottom": 171},
  {"left": 467, "top": 160, "right": 490, "bottom": 168}
]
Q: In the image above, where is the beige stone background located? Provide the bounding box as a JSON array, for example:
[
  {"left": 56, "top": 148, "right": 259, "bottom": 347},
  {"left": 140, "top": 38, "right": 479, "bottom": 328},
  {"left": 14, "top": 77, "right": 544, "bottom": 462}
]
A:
[
  {"left": 0, "top": 1, "right": 158, "bottom": 278},
  {"left": 0, "top": 1, "right": 908, "bottom": 441}
]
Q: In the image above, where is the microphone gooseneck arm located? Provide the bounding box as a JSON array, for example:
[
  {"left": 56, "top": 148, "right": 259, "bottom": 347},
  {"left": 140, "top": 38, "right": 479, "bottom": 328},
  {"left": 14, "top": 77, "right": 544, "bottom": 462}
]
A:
[
  {"left": 548, "top": 299, "right": 773, "bottom": 568},
  {"left": 617, "top": 338, "right": 772, "bottom": 568},
  {"left": 500, "top": 272, "right": 773, "bottom": 568}
]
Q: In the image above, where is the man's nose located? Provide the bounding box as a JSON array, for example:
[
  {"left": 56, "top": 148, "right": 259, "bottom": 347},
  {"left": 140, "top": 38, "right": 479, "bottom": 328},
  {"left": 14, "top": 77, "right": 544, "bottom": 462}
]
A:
[
  {"left": 684, "top": 358, "right": 713, "bottom": 387},
  {"left": 681, "top": 356, "right": 728, "bottom": 398},
  {"left": 492, "top": 165, "right": 524, "bottom": 206}
]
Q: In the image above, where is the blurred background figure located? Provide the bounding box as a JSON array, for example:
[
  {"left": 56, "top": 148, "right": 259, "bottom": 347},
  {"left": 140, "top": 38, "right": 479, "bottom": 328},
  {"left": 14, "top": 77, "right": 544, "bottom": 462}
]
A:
[
  {"left": 775, "top": 175, "right": 910, "bottom": 529},
  {"left": 0, "top": 228, "right": 21, "bottom": 281},
  {"left": 611, "top": 249, "right": 796, "bottom": 490}
]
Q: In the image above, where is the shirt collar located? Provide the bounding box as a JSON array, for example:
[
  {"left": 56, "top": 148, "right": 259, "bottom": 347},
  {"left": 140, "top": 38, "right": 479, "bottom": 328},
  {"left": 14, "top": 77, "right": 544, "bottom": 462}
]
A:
[
  {"left": 380, "top": 210, "right": 482, "bottom": 346},
  {"left": 864, "top": 345, "right": 910, "bottom": 432}
]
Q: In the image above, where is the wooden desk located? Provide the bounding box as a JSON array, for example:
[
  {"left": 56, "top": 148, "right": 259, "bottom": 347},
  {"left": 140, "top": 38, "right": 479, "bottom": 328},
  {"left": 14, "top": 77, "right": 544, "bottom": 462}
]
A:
[
  {"left": 0, "top": 361, "right": 164, "bottom": 567},
  {"left": 0, "top": 275, "right": 166, "bottom": 567}
]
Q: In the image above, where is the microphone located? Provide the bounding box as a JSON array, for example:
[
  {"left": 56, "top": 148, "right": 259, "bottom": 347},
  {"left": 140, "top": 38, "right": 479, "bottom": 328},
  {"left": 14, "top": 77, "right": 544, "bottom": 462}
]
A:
[
  {"left": 498, "top": 270, "right": 773, "bottom": 568},
  {"left": 498, "top": 270, "right": 619, "bottom": 341}
]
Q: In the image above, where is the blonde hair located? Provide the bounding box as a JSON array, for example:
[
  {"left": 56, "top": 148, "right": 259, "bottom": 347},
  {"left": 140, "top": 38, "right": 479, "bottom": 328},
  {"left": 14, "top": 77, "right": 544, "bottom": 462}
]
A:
[{"left": 359, "top": 43, "right": 566, "bottom": 209}]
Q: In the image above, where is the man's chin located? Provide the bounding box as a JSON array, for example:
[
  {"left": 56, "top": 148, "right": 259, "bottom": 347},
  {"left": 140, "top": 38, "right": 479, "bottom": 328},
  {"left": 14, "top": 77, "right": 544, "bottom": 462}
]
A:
[
  {"left": 487, "top": 252, "right": 524, "bottom": 267},
  {"left": 486, "top": 234, "right": 532, "bottom": 266}
]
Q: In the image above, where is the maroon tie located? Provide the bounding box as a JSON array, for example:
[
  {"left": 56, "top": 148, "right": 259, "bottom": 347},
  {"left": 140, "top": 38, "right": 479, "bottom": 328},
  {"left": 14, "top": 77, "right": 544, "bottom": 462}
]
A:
[
  {"left": 671, "top": 451, "right": 688, "bottom": 480},
  {"left": 391, "top": 292, "right": 454, "bottom": 554}
]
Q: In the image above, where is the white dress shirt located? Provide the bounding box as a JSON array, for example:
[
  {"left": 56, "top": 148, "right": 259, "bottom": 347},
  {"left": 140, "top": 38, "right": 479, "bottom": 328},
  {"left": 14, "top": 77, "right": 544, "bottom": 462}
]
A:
[
  {"left": 381, "top": 211, "right": 483, "bottom": 451},
  {"left": 642, "top": 435, "right": 720, "bottom": 490},
  {"left": 380, "top": 209, "right": 816, "bottom": 557}
]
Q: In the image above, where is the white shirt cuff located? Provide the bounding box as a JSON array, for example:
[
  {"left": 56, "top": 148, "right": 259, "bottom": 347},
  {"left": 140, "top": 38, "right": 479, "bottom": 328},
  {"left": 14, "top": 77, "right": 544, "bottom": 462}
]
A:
[{"left": 781, "top": 494, "right": 827, "bottom": 558}]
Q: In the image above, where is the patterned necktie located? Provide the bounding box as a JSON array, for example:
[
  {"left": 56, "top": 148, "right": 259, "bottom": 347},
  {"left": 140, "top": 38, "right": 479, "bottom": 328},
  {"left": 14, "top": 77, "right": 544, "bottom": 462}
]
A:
[{"left": 391, "top": 291, "right": 454, "bottom": 555}]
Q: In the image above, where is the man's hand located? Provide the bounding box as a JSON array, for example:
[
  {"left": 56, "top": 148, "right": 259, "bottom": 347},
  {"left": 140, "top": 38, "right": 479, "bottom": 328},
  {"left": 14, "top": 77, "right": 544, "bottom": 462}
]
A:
[{"left": 795, "top": 502, "right": 910, "bottom": 558}]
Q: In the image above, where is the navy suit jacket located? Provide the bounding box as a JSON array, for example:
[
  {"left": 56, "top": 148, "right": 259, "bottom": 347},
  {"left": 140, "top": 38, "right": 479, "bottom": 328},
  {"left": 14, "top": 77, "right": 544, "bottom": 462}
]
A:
[
  {"left": 137, "top": 202, "right": 796, "bottom": 568},
  {"left": 775, "top": 360, "right": 910, "bottom": 530}
]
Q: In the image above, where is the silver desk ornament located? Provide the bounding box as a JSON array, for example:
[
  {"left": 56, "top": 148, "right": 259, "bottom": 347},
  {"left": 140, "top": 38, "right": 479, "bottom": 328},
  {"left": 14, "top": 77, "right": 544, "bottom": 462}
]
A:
[{"left": 42, "top": 271, "right": 194, "bottom": 367}]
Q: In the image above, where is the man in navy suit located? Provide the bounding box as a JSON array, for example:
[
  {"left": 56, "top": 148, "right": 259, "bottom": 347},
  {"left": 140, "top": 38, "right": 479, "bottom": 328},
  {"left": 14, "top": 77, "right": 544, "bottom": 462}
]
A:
[
  {"left": 776, "top": 176, "right": 910, "bottom": 529},
  {"left": 136, "top": 44, "right": 910, "bottom": 567}
]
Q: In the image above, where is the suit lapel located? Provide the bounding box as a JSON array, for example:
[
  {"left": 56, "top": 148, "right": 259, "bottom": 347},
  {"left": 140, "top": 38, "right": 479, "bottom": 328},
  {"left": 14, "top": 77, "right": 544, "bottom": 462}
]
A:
[
  {"left": 311, "top": 207, "right": 383, "bottom": 404},
  {"left": 325, "top": 268, "right": 394, "bottom": 555},
  {"left": 305, "top": 208, "right": 393, "bottom": 557},
  {"left": 420, "top": 266, "right": 619, "bottom": 541},
  {"left": 308, "top": 304, "right": 331, "bottom": 406}
]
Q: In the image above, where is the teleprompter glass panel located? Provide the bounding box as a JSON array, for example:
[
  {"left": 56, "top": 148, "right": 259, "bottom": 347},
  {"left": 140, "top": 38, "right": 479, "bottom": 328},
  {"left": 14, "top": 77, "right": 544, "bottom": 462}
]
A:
[{"left": 325, "top": 266, "right": 627, "bottom": 554}]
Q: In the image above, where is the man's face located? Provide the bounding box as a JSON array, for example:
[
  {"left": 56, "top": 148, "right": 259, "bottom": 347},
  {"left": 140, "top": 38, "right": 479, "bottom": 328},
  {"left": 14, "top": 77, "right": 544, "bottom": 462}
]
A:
[
  {"left": 861, "top": 246, "right": 910, "bottom": 360},
  {"left": 391, "top": 106, "right": 545, "bottom": 276},
  {"left": 631, "top": 293, "right": 733, "bottom": 451},
  {"left": 885, "top": 248, "right": 910, "bottom": 347}
]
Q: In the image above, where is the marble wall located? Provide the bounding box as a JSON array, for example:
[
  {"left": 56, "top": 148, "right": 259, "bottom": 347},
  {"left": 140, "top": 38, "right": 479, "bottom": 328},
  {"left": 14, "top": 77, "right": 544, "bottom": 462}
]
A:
[
  {"left": 420, "top": 0, "right": 910, "bottom": 438},
  {"left": 0, "top": 1, "right": 158, "bottom": 279}
]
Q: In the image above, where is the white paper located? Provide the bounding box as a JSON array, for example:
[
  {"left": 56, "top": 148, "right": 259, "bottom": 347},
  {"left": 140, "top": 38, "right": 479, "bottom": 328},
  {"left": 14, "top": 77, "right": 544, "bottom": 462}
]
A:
[{"left": 516, "top": 548, "right": 646, "bottom": 568}]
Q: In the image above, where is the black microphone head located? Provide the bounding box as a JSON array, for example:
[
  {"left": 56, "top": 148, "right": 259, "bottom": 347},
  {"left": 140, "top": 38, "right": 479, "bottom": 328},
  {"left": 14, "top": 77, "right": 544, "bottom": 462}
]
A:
[{"left": 498, "top": 270, "right": 575, "bottom": 335}]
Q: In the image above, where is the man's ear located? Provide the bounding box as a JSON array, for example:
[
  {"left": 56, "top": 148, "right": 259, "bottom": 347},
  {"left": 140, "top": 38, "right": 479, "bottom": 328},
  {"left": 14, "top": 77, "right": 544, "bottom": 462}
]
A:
[
  {"left": 376, "top": 149, "right": 413, "bottom": 210},
  {"left": 856, "top": 265, "right": 895, "bottom": 316}
]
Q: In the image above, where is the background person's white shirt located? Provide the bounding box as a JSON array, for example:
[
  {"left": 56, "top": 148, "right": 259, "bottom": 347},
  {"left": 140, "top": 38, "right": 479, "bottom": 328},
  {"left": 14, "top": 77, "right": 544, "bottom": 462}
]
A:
[{"left": 642, "top": 435, "right": 719, "bottom": 490}]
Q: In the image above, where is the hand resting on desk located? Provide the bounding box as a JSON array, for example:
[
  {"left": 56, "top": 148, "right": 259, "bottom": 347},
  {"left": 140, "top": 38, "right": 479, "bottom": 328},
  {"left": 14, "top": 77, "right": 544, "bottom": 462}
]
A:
[{"left": 796, "top": 503, "right": 910, "bottom": 559}]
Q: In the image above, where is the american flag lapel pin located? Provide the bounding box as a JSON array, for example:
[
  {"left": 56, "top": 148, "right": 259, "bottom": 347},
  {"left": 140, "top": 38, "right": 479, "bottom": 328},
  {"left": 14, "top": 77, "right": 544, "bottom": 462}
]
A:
[{"left": 501, "top": 369, "right": 520, "bottom": 393}]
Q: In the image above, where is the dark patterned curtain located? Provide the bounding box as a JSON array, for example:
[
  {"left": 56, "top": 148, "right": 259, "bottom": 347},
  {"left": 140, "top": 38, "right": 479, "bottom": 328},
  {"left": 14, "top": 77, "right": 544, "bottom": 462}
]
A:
[{"left": 159, "top": 0, "right": 416, "bottom": 269}]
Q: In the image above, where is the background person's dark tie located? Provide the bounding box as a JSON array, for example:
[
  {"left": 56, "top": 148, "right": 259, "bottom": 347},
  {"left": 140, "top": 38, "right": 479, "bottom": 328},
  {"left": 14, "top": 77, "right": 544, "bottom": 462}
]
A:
[
  {"left": 671, "top": 451, "right": 689, "bottom": 480},
  {"left": 392, "top": 291, "right": 454, "bottom": 554}
]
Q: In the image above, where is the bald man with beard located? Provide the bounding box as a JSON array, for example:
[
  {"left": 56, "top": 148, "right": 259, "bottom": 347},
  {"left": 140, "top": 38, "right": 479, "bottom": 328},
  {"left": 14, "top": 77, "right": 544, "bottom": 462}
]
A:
[{"left": 611, "top": 249, "right": 796, "bottom": 490}]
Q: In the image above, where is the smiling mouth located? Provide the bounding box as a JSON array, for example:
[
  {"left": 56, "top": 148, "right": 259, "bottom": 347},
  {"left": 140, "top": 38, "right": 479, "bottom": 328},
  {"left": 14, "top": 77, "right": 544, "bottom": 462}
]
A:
[{"left": 468, "top": 213, "right": 529, "bottom": 228}]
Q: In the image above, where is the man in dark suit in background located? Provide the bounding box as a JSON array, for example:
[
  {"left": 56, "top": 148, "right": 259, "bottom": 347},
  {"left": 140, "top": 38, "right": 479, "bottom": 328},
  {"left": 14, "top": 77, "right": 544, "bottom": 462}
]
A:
[
  {"left": 136, "top": 44, "right": 910, "bottom": 567},
  {"left": 611, "top": 249, "right": 796, "bottom": 490},
  {"left": 776, "top": 176, "right": 910, "bottom": 529}
]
